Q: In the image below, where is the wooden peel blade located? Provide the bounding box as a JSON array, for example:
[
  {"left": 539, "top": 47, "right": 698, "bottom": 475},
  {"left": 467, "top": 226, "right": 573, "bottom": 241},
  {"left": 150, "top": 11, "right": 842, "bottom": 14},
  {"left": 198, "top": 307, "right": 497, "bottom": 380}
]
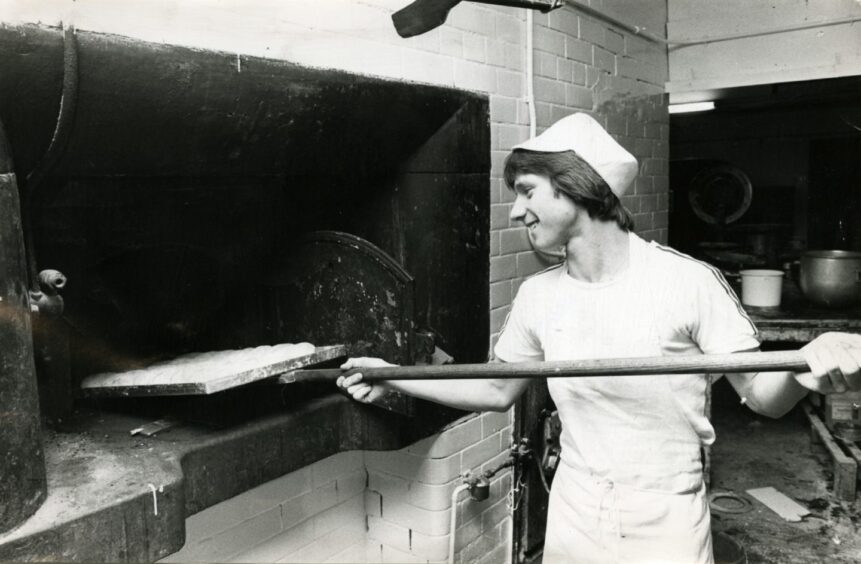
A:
[{"left": 279, "top": 350, "right": 810, "bottom": 384}]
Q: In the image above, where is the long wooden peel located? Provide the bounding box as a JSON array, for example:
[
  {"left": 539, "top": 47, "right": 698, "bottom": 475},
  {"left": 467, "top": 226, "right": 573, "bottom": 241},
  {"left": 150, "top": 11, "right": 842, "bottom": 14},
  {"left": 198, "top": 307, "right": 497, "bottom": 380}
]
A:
[{"left": 279, "top": 350, "right": 811, "bottom": 384}]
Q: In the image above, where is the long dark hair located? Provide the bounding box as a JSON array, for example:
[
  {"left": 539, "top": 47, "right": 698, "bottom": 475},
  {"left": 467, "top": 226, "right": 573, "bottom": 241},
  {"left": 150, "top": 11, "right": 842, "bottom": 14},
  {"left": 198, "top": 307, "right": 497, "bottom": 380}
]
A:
[{"left": 503, "top": 150, "right": 634, "bottom": 231}]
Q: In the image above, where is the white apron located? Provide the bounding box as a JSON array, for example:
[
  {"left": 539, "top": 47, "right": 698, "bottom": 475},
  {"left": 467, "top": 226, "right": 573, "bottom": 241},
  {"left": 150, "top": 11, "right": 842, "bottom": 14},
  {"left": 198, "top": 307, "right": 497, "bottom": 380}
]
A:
[{"left": 541, "top": 251, "right": 713, "bottom": 564}]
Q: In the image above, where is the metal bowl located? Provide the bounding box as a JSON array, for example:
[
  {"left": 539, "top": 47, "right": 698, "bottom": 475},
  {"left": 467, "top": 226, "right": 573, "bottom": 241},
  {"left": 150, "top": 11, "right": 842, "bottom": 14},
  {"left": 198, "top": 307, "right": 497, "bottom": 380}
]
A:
[{"left": 799, "top": 250, "right": 861, "bottom": 308}]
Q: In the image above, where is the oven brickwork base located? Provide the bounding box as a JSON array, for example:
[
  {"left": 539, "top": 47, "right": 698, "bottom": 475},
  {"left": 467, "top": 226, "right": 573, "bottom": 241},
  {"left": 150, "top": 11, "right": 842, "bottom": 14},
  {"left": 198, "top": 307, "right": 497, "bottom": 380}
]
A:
[{"left": 159, "top": 411, "right": 513, "bottom": 564}]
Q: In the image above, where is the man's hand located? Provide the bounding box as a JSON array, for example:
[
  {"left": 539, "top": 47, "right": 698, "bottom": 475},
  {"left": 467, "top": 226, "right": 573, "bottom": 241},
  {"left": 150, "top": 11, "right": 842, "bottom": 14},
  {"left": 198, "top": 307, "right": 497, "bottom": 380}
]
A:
[
  {"left": 336, "top": 357, "right": 396, "bottom": 404},
  {"left": 796, "top": 332, "right": 861, "bottom": 394}
]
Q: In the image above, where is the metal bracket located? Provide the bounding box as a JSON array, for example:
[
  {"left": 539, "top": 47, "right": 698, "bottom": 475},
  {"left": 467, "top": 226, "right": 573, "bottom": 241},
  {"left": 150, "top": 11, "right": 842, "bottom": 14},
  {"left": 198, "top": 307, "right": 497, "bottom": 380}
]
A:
[{"left": 470, "top": 0, "right": 563, "bottom": 12}]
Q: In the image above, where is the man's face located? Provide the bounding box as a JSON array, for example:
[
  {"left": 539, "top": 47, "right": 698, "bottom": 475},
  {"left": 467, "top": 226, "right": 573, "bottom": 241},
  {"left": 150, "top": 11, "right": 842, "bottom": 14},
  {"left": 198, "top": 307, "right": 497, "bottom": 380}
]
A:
[{"left": 509, "top": 173, "right": 579, "bottom": 251}]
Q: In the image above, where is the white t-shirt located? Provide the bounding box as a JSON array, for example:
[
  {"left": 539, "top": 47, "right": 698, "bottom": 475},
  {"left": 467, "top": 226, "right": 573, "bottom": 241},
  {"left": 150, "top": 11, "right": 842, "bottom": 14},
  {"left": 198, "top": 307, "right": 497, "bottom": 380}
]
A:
[{"left": 495, "top": 232, "right": 760, "bottom": 492}]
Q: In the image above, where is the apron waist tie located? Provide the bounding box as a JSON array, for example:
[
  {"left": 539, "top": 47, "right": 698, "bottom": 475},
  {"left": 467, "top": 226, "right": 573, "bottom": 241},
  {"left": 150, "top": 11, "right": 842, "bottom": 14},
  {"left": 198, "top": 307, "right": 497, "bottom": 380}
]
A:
[{"left": 596, "top": 479, "right": 622, "bottom": 563}]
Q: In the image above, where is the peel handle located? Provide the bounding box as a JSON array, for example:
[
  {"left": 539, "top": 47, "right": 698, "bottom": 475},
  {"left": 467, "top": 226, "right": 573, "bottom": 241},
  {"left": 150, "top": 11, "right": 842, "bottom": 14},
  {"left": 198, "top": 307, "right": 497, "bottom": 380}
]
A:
[{"left": 281, "top": 350, "right": 809, "bottom": 384}]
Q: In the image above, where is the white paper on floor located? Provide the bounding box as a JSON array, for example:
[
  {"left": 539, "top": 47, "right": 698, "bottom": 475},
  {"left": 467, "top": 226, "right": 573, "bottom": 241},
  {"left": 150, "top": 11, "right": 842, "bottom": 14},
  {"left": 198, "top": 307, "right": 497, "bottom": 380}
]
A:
[{"left": 746, "top": 486, "right": 811, "bottom": 522}]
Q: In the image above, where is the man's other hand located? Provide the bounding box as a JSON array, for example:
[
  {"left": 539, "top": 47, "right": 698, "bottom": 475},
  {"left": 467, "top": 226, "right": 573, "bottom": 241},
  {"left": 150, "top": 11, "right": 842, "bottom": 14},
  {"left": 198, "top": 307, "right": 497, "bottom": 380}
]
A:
[{"left": 795, "top": 332, "right": 861, "bottom": 394}]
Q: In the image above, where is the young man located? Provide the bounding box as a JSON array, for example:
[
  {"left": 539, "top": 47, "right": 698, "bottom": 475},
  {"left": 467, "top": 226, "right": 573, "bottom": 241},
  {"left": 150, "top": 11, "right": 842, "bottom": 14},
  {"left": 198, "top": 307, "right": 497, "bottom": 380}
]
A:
[{"left": 337, "top": 113, "right": 861, "bottom": 563}]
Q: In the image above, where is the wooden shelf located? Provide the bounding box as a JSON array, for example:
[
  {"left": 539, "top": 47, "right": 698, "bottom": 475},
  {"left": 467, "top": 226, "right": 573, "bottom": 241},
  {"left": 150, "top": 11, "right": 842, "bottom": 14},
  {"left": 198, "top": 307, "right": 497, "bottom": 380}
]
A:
[{"left": 802, "top": 401, "right": 857, "bottom": 501}]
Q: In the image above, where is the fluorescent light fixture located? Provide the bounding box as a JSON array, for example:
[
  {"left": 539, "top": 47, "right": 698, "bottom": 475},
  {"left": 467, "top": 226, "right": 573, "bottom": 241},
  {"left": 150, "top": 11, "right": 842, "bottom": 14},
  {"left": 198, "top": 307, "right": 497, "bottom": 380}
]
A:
[{"left": 668, "top": 101, "right": 715, "bottom": 114}]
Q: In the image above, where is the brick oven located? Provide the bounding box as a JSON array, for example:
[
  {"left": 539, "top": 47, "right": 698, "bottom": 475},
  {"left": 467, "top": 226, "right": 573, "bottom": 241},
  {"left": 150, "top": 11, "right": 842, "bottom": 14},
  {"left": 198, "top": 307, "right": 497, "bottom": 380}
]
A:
[
  {"left": 0, "top": 2, "right": 671, "bottom": 563},
  {"left": 0, "top": 23, "right": 514, "bottom": 563}
]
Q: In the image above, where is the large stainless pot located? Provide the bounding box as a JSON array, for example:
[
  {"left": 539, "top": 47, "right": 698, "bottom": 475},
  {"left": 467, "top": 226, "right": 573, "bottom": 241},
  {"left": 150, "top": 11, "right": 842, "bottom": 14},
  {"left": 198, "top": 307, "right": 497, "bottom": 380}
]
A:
[{"left": 799, "top": 250, "right": 861, "bottom": 308}]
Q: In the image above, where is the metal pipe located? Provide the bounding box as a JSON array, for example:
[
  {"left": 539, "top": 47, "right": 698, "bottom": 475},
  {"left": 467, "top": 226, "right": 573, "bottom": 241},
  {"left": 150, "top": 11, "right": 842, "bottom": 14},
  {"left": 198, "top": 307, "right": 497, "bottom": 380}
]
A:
[
  {"left": 525, "top": 8, "right": 536, "bottom": 137},
  {"left": 666, "top": 15, "right": 861, "bottom": 47},
  {"left": 564, "top": 0, "right": 861, "bottom": 47},
  {"left": 0, "top": 118, "right": 47, "bottom": 534},
  {"left": 30, "top": 267, "right": 71, "bottom": 422},
  {"left": 448, "top": 483, "right": 471, "bottom": 564}
]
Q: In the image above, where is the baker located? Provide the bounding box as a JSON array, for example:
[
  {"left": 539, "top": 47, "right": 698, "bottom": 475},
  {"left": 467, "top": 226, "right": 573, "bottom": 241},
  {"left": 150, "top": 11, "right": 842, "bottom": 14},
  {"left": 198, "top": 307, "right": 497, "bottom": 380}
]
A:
[{"left": 337, "top": 113, "right": 861, "bottom": 563}]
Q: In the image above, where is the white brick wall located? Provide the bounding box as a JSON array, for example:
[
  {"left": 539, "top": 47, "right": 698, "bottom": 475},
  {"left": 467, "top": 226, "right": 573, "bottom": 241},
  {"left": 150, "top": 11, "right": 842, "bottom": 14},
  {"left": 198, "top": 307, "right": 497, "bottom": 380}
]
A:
[
  {"left": 160, "top": 412, "right": 513, "bottom": 564},
  {"left": 159, "top": 452, "right": 368, "bottom": 564},
  {"left": 364, "top": 415, "right": 514, "bottom": 563},
  {"left": 488, "top": 4, "right": 669, "bottom": 342}
]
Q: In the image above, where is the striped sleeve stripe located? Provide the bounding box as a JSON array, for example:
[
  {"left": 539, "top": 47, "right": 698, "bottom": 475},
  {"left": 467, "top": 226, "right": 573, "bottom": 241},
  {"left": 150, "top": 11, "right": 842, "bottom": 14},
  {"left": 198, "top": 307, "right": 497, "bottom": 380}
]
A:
[
  {"left": 497, "top": 307, "right": 514, "bottom": 337},
  {"left": 652, "top": 243, "right": 759, "bottom": 336}
]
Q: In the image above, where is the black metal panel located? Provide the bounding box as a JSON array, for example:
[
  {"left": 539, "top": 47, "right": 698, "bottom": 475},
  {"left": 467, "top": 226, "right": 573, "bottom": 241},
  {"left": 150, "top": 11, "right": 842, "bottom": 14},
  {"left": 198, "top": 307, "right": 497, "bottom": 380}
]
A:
[
  {"left": 0, "top": 124, "right": 46, "bottom": 534},
  {"left": 394, "top": 171, "right": 490, "bottom": 364},
  {"left": 513, "top": 382, "right": 554, "bottom": 563},
  {"left": 260, "top": 231, "right": 415, "bottom": 365}
]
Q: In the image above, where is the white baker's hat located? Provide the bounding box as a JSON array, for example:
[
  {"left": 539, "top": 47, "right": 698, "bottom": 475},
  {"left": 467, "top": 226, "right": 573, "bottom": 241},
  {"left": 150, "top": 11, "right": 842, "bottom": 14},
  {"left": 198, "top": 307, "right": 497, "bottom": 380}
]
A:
[{"left": 512, "top": 113, "right": 638, "bottom": 197}]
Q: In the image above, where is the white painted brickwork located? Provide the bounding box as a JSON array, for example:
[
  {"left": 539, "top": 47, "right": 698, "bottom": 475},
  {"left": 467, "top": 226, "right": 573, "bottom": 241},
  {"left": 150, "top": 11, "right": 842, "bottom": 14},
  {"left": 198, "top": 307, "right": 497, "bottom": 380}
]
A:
[
  {"left": 487, "top": 3, "right": 669, "bottom": 342},
  {"left": 159, "top": 412, "right": 513, "bottom": 564}
]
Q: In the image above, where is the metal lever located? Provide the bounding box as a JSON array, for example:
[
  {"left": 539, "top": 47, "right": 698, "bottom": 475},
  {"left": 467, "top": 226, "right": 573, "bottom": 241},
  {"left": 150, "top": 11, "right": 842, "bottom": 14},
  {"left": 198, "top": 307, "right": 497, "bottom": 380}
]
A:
[{"left": 392, "top": 0, "right": 563, "bottom": 38}]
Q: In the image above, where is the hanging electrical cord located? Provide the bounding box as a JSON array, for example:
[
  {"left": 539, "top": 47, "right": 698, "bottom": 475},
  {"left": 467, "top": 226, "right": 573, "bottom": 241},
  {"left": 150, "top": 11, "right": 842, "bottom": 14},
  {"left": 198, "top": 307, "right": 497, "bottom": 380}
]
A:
[{"left": 22, "top": 23, "right": 79, "bottom": 289}]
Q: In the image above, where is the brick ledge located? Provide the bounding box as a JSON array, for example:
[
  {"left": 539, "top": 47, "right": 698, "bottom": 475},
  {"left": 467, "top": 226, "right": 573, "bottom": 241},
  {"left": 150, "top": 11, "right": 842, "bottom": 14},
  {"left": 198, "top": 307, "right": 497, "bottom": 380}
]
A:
[{"left": 0, "top": 395, "right": 466, "bottom": 562}]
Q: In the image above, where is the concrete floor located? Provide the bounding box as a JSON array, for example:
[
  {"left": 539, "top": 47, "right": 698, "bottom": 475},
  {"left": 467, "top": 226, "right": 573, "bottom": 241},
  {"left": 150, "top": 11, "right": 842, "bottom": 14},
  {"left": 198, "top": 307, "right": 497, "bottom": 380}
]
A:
[{"left": 710, "top": 380, "right": 861, "bottom": 563}]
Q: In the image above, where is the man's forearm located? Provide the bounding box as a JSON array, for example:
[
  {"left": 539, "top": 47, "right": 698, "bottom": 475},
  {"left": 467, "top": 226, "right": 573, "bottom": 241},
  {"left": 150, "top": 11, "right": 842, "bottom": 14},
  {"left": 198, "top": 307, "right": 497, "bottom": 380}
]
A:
[
  {"left": 728, "top": 371, "right": 809, "bottom": 418},
  {"left": 384, "top": 377, "right": 527, "bottom": 412}
]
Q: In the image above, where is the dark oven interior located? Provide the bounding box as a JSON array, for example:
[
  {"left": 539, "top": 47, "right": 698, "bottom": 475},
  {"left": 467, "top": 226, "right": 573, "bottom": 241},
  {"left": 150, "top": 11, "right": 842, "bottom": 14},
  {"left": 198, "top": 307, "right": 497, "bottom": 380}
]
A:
[{"left": 0, "top": 25, "right": 490, "bottom": 424}]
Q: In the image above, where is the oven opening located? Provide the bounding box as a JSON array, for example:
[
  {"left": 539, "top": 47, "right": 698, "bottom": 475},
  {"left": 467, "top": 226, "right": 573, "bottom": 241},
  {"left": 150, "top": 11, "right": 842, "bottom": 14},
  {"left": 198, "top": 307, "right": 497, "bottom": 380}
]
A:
[{"left": 4, "top": 26, "right": 490, "bottom": 425}]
